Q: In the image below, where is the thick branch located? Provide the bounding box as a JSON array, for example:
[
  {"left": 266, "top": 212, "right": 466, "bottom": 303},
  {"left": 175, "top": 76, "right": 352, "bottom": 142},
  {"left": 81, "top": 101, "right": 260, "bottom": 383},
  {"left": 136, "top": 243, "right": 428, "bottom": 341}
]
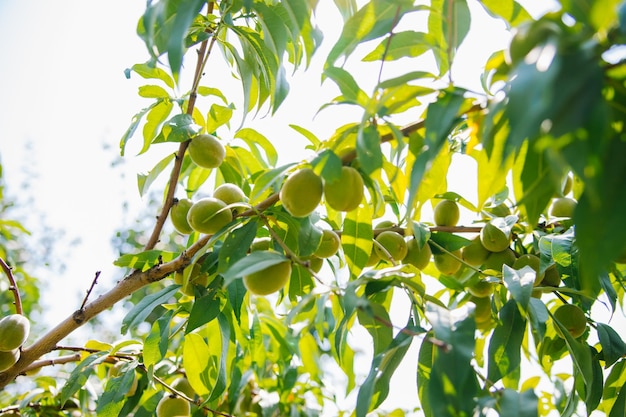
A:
[{"left": 0, "top": 235, "right": 210, "bottom": 388}]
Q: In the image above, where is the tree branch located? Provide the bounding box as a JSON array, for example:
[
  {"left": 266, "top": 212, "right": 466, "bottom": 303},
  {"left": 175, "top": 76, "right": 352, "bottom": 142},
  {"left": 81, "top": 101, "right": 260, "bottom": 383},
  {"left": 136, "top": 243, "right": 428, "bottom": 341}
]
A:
[
  {"left": 144, "top": 4, "right": 216, "bottom": 250},
  {"left": 0, "top": 235, "right": 211, "bottom": 388},
  {"left": 0, "top": 257, "right": 23, "bottom": 315}
]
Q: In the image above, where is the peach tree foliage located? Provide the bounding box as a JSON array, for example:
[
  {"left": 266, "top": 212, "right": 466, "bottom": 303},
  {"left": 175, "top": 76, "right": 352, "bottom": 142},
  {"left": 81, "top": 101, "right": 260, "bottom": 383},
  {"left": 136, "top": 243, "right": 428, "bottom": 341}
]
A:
[{"left": 2, "top": 0, "right": 626, "bottom": 416}]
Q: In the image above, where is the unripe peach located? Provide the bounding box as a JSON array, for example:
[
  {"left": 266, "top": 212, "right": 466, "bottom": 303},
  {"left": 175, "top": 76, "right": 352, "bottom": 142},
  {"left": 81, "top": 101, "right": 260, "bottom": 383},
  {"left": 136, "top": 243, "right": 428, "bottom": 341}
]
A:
[
  {"left": 279, "top": 168, "right": 323, "bottom": 218},
  {"left": 188, "top": 134, "right": 225, "bottom": 169}
]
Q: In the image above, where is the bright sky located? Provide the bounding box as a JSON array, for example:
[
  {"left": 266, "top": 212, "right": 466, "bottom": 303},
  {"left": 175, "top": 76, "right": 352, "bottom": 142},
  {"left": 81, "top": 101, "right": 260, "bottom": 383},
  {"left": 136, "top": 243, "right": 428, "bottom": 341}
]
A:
[{"left": 0, "top": 0, "right": 566, "bottom": 413}]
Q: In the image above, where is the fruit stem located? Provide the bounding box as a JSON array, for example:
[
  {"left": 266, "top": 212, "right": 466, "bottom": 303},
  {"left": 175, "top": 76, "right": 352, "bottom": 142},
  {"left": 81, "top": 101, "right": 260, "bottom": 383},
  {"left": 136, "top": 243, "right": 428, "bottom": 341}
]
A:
[{"left": 0, "top": 257, "right": 23, "bottom": 315}]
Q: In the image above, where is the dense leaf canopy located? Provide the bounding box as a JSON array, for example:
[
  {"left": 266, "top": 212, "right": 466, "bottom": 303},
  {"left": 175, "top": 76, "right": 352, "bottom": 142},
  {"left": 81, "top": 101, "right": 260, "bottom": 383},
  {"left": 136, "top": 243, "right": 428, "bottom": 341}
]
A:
[{"left": 1, "top": 0, "right": 626, "bottom": 416}]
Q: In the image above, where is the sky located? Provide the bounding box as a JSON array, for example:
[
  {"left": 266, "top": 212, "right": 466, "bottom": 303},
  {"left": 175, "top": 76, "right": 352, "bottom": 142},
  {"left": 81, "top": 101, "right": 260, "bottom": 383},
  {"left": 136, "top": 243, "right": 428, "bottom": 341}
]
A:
[{"left": 0, "top": 0, "right": 565, "bottom": 413}]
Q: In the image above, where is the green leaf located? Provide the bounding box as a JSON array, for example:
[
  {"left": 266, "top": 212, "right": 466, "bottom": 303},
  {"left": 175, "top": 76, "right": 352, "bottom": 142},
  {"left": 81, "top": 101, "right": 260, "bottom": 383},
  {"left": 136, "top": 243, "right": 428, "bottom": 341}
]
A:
[
  {"left": 357, "top": 125, "right": 383, "bottom": 175},
  {"left": 222, "top": 250, "right": 289, "bottom": 284},
  {"left": 323, "top": 66, "right": 369, "bottom": 107},
  {"left": 138, "top": 84, "right": 170, "bottom": 98},
  {"left": 120, "top": 103, "right": 157, "bottom": 156},
  {"left": 551, "top": 311, "right": 594, "bottom": 395},
  {"left": 428, "top": 0, "right": 471, "bottom": 74},
  {"left": 206, "top": 103, "right": 234, "bottom": 133},
  {"left": 428, "top": 232, "right": 470, "bottom": 254},
  {"left": 113, "top": 249, "right": 177, "bottom": 271},
  {"left": 141, "top": 99, "right": 173, "bottom": 155},
  {"left": 604, "top": 361, "right": 626, "bottom": 417},
  {"left": 407, "top": 90, "right": 465, "bottom": 216},
  {"left": 576, "top": 138, "right": 626, "bottom": 295},
  {"left": 502, "top": 265, "right": 534, "bottom": 314},
  {"left": 152, "top": 113, "right": 201, "bottom": 144},
  {"left": 417, "top": 334, "right": 435, "bottom": 417},
  {"left": 487, "top": 299, "right": 525, "bottom": 384},
  {"left": 512, "top": 144, "right": 558, "bottom": 227},
  {"left": 342, "top": 203, "right": 373, "bottom": 279},
  {"left": 187, "top": 291, "right": 222, "bottom": 334},
  {"left": 497, "top": 389, "right": 539, "bottom": 417},
  {"left": 296, "top": 217, "right": 323, "bottom": 257},
  {"left": 217, "top": 220, "right": 258, "bottom": 273},
  {"left": 121, "top": 284, "right": 180, "bottom": 334},
  {"left": 59, "top": 351, "right": 108, "bottom": 404},
  {"left": 98, "top": 364, "right": 138, "bottom": 416},
  {"left": 426, "top": 302, "right": 479, "bottom": 417},
  {"left": 254, "top": 2, "right": 288, "bottom": 60},
  {"left": 597, "top": 323, "right": 626, "bottom": 368},
  {"left": 477, "top": 0, "right": 532, "bottom": 27},
  {"left": 125, "top": 63, "right": 175, "bottom": 89},
  {"left": 377, "top": 71, "right": 436, "bottom": 89},
  {"left": 197, "top": 86, "right": 228, "bottom": 103},
  {"left": 326, "top": 0, "right": 416, "bottom": 67},
  {"left": 363, "top": 31, "right": 436, "bottom": 62},
  {"left": 143, "top": 309, "right": 174, "bottom": 368},
  {"left": 289, "top": 264, "right": 315, "bottom": 301},
  {"left": 136, "top": 153, "right": 176, "bottom": 198},
  {"left": 166, "top": 0, "right": 206, "bottom": 80},
  {"left": 208, "top": 312, "right": 231, "bottom": 401},
  {"left": 183, "top": 332, "right": 211, "bottom": 396},
  {"left": 311, "top": 149, "right": 343, "bottom": 182},
  {"left": 249, "top": 163, "right": 296, "bottom": 204},
  {"left": 357, "top": 302, "right": 393, "bottom": 356},
  {"left": 290, "top": 124, "right": 321, "bottom": 148},
  {"left": 355, "top": 319, "right": 414, "bottom": 417},
  {"left": 332, "top": 0, "right": 358, "bottom": 22},
  {"left": 234, "top": 128, "right": 279, "bottom": 167}
]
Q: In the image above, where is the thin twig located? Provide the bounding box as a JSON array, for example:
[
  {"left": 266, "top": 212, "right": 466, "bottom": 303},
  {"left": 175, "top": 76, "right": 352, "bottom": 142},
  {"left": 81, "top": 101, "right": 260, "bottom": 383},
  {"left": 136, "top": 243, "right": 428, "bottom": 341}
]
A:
[
  {"left": 151, "top": 370, "right": 234, "bottom": 417},
  {"left": 0, "top": 257, "right": 23, "bottom": 315},
  {"left": 79, "top": 271, "right": 101, "bottom": 311},
  {"left": 21, "top": 353, "right": 82, "bottom": 375},
  {"left": 144, "top": 5, "right": 216, "bottom": 251}
]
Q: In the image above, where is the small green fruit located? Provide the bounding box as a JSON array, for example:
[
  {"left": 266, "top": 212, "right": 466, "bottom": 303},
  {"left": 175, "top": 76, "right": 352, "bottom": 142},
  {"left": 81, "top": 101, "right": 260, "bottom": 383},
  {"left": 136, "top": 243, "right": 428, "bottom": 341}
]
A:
[
  {"left": 0, "top": 314, "right": 30, "bottom": 352},
  {"left": 483, "top": 249, "right": 517, "bottom": 272},
  {"left": 471, "top": 296, "right": 493, "bottom": 329},
  {"left": 513, "top": 254, "right": 544, "bottom": 285},
  {"left": 462, "top": 237, "right": 490, "bottom": 266},
  {"left": 0, "top": 349, "right": 19, "bottom": 372},
  {"left": 553, "top": 304, "right": 586, "bottom": 339},
  {"left": 324, "top": 166, "right": 364, "bottom": 212},
  {"left": 404, "top": 239, "right": 432, "bottom": 270},
  {"left": 468, "top": 280, "right": 495, "bottom": 298},
  {"left": 433, "top": 200, "right": 460, "bottom": 227},
  {"left": 433, "top": 250, "right": 462, "bottom": 275},
  {"left": 250, "top": 237, "right": 272, "bottom": 252},
  {"left": 542, "top": 264, "right": 561, "bottom": 287},
  {"left": 171, "top": 377, "right": 195, "bottom": 398},
  {"left": 374, "top": 231, "right": 408, "bottom": 263},
  {"left": 243, "top": 261, "right": 292, "bottom": 296},
  {"left": 170, "top": 198, "right": 194, "bottom": 235},
  {"left": 307, "top": 257, "right": 324, "bottom": 273},
  {"left": 366, "top": 247, "right": 381, "bottom": 267},
  {"left": 156, "top": 395, "right": 191, "bottom": 417},
  {"left": 549, "top": 197, "right": 577, "bottom": 218},
  {"left": 480, "top": 221, "right": 511, "bottom": 252},
  {"left": 187, "top": 197, "right": 233, "bottom": 234},
  {"left": 314, "top": 229, "right": 341, "bottom": 258},
  {"left": 213, "top": 183, "right": 247, "bottom": 206},
  {"left": 280, "top": 168, "right": 323, "bottom": 218},
  {"left": 188, "top": 134, "right": 225, "bottom": 169}
]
